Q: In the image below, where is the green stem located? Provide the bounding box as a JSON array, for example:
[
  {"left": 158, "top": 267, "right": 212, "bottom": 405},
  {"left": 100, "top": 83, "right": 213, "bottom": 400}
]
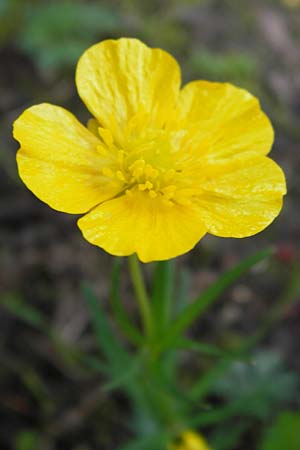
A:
[{"left": 128, "top": 254, "right": 153, "bottom": 339}]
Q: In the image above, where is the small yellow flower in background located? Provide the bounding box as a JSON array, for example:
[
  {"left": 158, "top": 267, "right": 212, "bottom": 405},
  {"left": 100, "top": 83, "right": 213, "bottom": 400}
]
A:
[
  {"left": 170, "top": 430, "right": 212, "bottom": 450},
  {"left": 13, "top": 38, "right": 286, "bottom": 262}
]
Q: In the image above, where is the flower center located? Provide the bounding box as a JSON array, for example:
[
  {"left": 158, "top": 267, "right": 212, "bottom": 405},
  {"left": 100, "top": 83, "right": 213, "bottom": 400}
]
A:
[{"left": 95, "top": 124, "right": 185, "bottom": 204}]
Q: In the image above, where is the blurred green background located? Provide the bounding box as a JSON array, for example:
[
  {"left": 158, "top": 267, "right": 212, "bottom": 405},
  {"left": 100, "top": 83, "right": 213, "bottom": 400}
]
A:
[{"left": 1, "top": 0, "right": 300, "bottom": 449}]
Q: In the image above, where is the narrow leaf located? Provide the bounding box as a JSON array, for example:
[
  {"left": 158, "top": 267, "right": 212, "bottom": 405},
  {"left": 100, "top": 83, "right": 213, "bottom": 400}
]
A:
[
  {"left": 189, "top": 398, "right": 246, "bottom": 428},
  {"left": 175, "top": 268, "right": 190, "bottom": 315},
  {"left": 159, "top": 248, "right": 273, "bottom": 351},
  {"left": 81, "top": 283, "right": 130, "bottom": 373},
  {"left": 170, "top": 338, "right": 229, "bottom": 358},
  {"left": 110, "top": 258, "right": 144, "bottom": 346},
  {"left": 0, "top": 294, "right": 46, "bottom": 329},
  {"left": 189, "top": 358, "right": 238, "bottom": 402},
  {"left": 103, "top": 354, "right": 144, "bottom": 392}
]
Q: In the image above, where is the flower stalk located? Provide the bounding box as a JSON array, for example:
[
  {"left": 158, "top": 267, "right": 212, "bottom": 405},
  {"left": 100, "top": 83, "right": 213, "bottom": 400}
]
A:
[{"left": 128, "top": 254, "right": 153, "bottom": 339}]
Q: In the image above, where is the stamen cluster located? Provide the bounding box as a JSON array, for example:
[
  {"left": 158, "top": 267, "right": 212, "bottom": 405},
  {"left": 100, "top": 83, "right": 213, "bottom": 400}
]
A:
[{"left": 96, "top": 126, "right": 181, "bottom": 204}]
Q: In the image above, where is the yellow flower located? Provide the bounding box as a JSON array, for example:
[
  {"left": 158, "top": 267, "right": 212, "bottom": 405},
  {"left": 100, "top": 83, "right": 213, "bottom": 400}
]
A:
[
  {"left": 13, "top": 38, "right": 286, "bottom": 262},
  {"left": 170, "top": 430, "right": 212, "bottom": 450}
]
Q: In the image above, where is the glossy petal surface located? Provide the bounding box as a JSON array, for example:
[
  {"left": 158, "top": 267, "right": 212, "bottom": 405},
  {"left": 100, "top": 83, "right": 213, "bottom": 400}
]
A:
[
  {"left": 14, "top": 104, "right": 120, "bottom": 214},
  {"left": 173, "top": 81, "right": 274, "bottom": 160},
  {"left": 76, "top": 38, "right": 181, "bottom": 136},
  {"left": 195, "top": 157, "right": 286, "bottom": 237},
  {"left": 78, "top": 192, "right": 207, "bottom": 262}
]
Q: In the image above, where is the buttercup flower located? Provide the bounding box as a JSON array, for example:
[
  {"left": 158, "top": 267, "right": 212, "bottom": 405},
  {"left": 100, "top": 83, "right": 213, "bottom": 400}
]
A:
[
  {"left": 169, "top": 430, "right": 212, "bottom": 450},
  {"left": 13, "top": 38, "right": 286, "bottom": 262}
]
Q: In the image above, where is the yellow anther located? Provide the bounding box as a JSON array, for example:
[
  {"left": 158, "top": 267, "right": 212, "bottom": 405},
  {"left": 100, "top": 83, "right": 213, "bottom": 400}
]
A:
[
  {"left": 98, "top": 127, "right": 114, "bottom": 147},
  {"left": 116, "top": 170, "right": 126, "bottom": 181},
  {"left": 102, "top": 167, "right": 114, "bottom": 177},
  {"left": 125, "top": 189, "right": 133, "bottom": 196},
  {"left": 132, "top": 168, "right": 144, "bottom": 179},
  {"left": 97, "top": 144, "right": 108, "bottom": 157},
  {"left": 129, "top": 159, "right": 145, "bottom": 172},
  {"left": 149, "top": 190, "right": 157, "bottom": 198},
  {"left": 145, "top": 164, "right": 158, "bottom": 179},
  {"left": 138, "top": 181, "right": 153, "bottom": 191},
  {"left": 129, "top": 159, "right": 146, "bottom": 180}
]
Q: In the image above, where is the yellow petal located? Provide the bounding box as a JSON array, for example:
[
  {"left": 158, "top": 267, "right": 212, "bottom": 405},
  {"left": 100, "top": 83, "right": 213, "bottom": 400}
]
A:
[
  {"left": 76, "top": 38, "right": 181, "bottom": 135},
  {"left": 14, "top": 104, "right": 120, "bottom": 214},
  {"left": 170, "top": 430, "right": 212, "bottom": 450},
  {"left": 174, "top": 81, "right": 274, "bottom": 159},
  {"left": 77, "top": 191, "right": 207, "bottom": 262},
  {"left": 195, "top": 157, "right": 286, "bottom": 237}
]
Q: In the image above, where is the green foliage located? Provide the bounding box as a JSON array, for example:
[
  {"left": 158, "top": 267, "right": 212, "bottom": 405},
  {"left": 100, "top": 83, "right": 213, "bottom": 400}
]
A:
[
  {"left": 110, "top": 258, "right": 144, "bottom": 345},
  {"left": 214, "top": 351, "right": 299, "bottom": 419},
  {"left": 116, "top": 433, "right": 168, "bottom": 450},
  {"left": 0, "top": 293, "right": 47, "bottom": 329},
  {"left": 3, "top": 248, "right": 293, "bottom": 450},
  {"left": 15, "top": 430, "right": 40, "bottom": 450},
  {"left": 81, "top": 283, "right": 131, "bottom": 375},
  {"left": 171, "top": 337, "right": 229, "bottom": 358},
  {"left": 0, "top": 0, "right": 21, "bottom": 43},
  {"left": 0, "top": 292, "right": 107, "bottom": 374},
  {"left": 185, "top": 349, "right": 300, "bottom": 446},
  {"left": 260, "top": 412, "right": 300, "bottom": 450},
  {"left": 189, "top": 50, "right": 258, "bottom": 89},
  {"left": 19, "top": 2, "right": 121, "bottom": 73},
  {"left": 210, "top": 422, "right": 249, "bottom": 450},
  {"left": 157, "top": 248, "right": 273, "bottom": 352}
]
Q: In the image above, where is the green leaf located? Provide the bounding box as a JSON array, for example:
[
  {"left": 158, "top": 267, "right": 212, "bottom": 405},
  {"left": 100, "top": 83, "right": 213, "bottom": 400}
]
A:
[
  {"left": 171, "top": 338, "right": 228, "bottom": 358},
  {"left": 81, "top": 355, "right": 110, "bottom": 375},
  {"left": 103, "top": 354, "right": 145, "bottom": 392},
  {"left": 0, "top": 293, "right": 46, "bottom": 329},
  {"left": 159, "top": 248, "right": 273, "bottom": 351},
  {"left": 188, "top": 358, "right": 236, "bottom": 402},
  {"left": 110, "top": 258, "right": 144, "bottom": 346},
  {"left": 214, "top": 350, "right": 299, "bottom": 420},
  {"left": 175, "top": 268, "right": 190, "bottom": 315},
  {"left": 20, "top": 2, "right": 122, "bottom": 72},
  {"left": 189, "top": 398, "right": 246, "bottom": 428},
  {"left": 188, "top": 350, "right": 299, "bottom": 428},
  {"left": 152, "top": 260, "right": 175, "bottom": 335},
  {"left": 211, "top": 422, "right": 250, "bottom": 450},
  {"left": 190, "top": 50, "right": 257, "bottom": 86},
  {"left": 116, "top": 433, "right": 168, "bottom": 450},
  {"left": 81, "top": 283, "right": 131, "bottom": 375},
  {"left": 260, "top": 412, "right": 300, "bottom": 450}
]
